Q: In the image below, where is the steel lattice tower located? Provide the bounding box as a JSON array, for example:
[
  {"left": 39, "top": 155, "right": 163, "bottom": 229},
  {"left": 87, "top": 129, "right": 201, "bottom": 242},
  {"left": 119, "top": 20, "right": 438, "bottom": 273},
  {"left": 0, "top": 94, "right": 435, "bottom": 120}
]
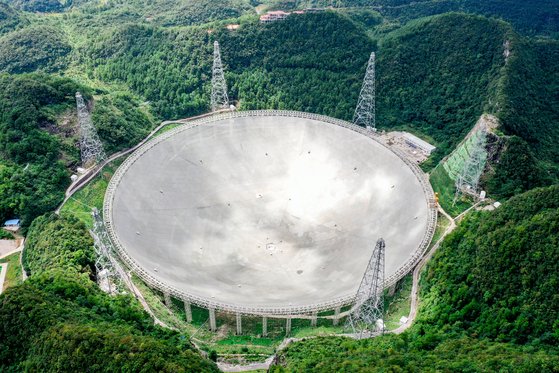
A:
[
  {"left": 353, "top": 52, "right": 376, "bottom": 130},
  {"left": 91, "top": 208, "right": 124, "bottom": 295},
  {"left": 346, "top": 238, "right": 385, "bottom": 338},
  {"left": 211, "top": 41, "right": 229, "bottom": 111},
  {"left": 76, "top": 92, "right": 106, "bottom": 167},
  {"left": 455, "top": 126, "right": 488, "bottom": 202}
]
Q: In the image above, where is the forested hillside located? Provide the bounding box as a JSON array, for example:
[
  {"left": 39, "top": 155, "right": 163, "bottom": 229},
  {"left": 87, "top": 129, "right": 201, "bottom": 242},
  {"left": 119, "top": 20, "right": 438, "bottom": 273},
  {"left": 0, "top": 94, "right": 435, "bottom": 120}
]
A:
[
  {"left": 376, "top": 13, "right": 510, "bottom": 164},
  {"left": 0, "top": 0, "right": 555, "bottom": 252},
  {"left": 0, "top": 214, "right": 219, "bottom": 371},
  {"left": 0, "top": 74, "right": 81, "bottom": 226},
  {"left": 83, "top": 11, "right": 519, "bottom": 167},
  {"left": 419, "top": 185, "right": 559, "bottom": 344},
  {"left": 0, "top": 7, "right": 553, "bottom": 174},
  {"left": 0, "top": 3, "right": 23, "bottom": 34},
  {"left": 217, "top": 12, "right": 373, "bottom": 118},
  {"left": 272, "top": 335, "right": 559, "bottom": 371},
  {"left": 0, "top": 74, "right": 153, "bottom": 226},
  {"left": 272, "top": 185, "right": 559, "bottom": 371},
  {"left": 4, "top": 0, "right": 64, "bottom": 12},
  {"left": 0, "top": 25, "right": 71, "bottom": 73},
  {"left": 498, "top": 39, "right": 559, "bottom": 180},
  {"left": 263, "top": 0, "right": 559, "bottom": 37},
  {"left": 86, "top": 25, "right": 211, "bottom": 119}
]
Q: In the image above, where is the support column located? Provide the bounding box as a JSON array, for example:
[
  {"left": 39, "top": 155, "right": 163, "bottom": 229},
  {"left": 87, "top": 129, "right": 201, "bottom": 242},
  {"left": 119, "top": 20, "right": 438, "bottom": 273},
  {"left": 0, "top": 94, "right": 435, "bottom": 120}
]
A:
[
  {"left": 285, "top": 317, "right": 292, "bottom": 336},
  {"left": 311, "top": 311, "right": 317, "bottom": 327},
  {"left": 333, "top": 307, "right": 341, "bottom": 326},
  {"left": 388, "top": 284, "right": 397, "bottom": 297},
  {"left": 262, "top": 317, "right": 268, "bottom": 337},
  {"left": 236, "top": 313, "right": 242, "bottom": 335},
  {"left": 164, "top": 292, "right": 172, "bottom": 308},
  {"left": 184, "top": 301, "right": 193, "bottom": 323},
  {"left": 209, "top": 308, "right": 217, "bottom": 332}
]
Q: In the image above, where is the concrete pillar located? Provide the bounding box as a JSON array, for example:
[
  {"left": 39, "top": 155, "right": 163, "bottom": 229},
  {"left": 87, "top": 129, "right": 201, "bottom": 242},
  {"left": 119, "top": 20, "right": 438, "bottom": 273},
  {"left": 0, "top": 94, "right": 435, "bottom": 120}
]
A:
[
  {"left": 164, "top": 292, "right": 172, "bottom": 308},
  {"left": 236, "top": 313, "right": 242, "bottom": 335},
  {"left": 388, "top": 284, "right": 397, "bottom": 297},
  {"left": 262, "top": 316, "right": 268, "bottom": 337},
  {"left": 333, "top": 307, "right": 341, "bottom": 326},
  {"left": 184, "top": 301, "right": 193, "bottom": 323},
  {"left": 311, "top": 311, "right": 317, "bottom": 327},
  {"left": 209, "top": 308, "right": 217, "bottom": 332},
  {"left": 286, "top": 317, "right": 292, "bottom": 335}
]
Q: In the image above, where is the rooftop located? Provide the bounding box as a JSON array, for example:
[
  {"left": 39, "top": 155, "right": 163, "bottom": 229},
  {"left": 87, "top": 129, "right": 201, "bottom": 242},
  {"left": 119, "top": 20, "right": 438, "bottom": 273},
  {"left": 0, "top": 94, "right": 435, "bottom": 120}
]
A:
[
  {"left": 402, "top": 132, "right": 436, "bottom": 152},
  {"left": 3, "top": 219, "right": 20, "bottom": 226}
]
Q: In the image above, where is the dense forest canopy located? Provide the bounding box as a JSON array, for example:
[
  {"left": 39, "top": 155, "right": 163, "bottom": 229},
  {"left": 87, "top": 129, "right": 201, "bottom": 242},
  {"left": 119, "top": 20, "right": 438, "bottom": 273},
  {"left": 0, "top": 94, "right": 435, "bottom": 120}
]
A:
[
  {"left": 0, "top": 3, "right": 23, "bottom": 34},
  {"left": 418, "top": 185, "right": 559, "bottom": 344},
  {"left": 4, "top": 0, "right": 64, "bottom": 12},
  {"left": 23, "top": 214, "right": 95, "bottom": 277},
  {"left": 87, "top": 24, "right": 211, "bottom": 119},
  {"left": 67, "top": 0, "right": 254, "bottom": 27},
  {"left": 271, "top": 335, "right": 559, "bottom": 372},
  {"left": 376, "top": 13, "right": 510, "bottom": 163},
  {"left": 498, "top": 38, "right": 559, "bottom": 180},
  {"left": 0, "top": 25, "right": 71, "bottom": 73},
  {"left": 0, "top": 74, "right": 80, "bottom": 225},
  {"left": 263, "top": 0, "right": 559, "bottom": 37}
]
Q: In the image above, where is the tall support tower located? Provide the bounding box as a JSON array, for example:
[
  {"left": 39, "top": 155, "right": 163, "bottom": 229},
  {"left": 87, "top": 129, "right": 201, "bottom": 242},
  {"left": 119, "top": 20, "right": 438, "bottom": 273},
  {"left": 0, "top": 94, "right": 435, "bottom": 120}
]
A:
[
  {"left": 91, "top": 208, "right": 123, "bottom": 295},
  {"left": 346, "top": 238, "right": 385, "bottom": 338},
  {"left": 211, "top": 41, "right": 229, "bottom": 111},
  {"left": 76, "top": 92, "right": 106, "bottom": 167},
  {"left": 353, "top": 52, "right": 376, "bottom": 131},
  {"left": 454, "top": 126, "right": 488, "bottom": 202}
]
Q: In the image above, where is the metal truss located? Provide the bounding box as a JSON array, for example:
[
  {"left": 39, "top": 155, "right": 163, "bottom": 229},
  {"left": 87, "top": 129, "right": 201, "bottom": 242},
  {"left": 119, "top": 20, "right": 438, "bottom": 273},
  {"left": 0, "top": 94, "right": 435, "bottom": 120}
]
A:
[
  {"left": 455, "top": 125, "right": 488, "bottom": 202},
  {"left": 103, "top": 110, "right": 437, "bottom": 317},
  {"left": 211, "top": 41, "right": 229, "bottom": 111},
  {"left": 91, "top": 208, "right": 124, "bottom": 295},
  {"left": 346, "top": 238, "right": 385, "bottom": 338},
  {"left": 353, "top": 52, "right": 376, "bottom": 130},
  {"left": 76, "top": 92, "right": 106, "bottom": 167}
]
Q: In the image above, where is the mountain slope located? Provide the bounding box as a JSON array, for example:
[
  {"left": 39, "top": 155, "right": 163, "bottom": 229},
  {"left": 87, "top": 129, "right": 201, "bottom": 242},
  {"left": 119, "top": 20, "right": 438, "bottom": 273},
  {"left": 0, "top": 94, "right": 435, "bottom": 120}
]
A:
[
  {"left": 498, "top": 38, "right": 559, "bottom": 180},
  {"left": 4, "top": 0, "right": 64, "bottom": 12},
  {"left": 263, "top": 0, "right": 559, "bottom": 37},
  {"left": 376, "top": 13, "right": 511, "bottom": 164},
  {"left": 419, "top": 185, "right": 559, "bottom": 344}
]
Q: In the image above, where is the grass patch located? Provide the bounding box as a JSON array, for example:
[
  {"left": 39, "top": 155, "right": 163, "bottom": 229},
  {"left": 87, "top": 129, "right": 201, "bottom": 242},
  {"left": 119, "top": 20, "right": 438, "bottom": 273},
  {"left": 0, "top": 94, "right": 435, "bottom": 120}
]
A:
[
  {"left": 430, "top": 165, "right": 471, "bottom": 217},
  {"left": 59, "top": 159, "right": 124, "bottom": 228},
  {"left": 383, "top": 274, "right": 413, "bottom": 330},
  {"left": 130, "top": 273, "right": 191, "bottom": 332},
  {"left": 291, "top": 324, "right": 345, "bottom": 338},
  {"left": 153, "top": 122, "right": 182, "bottom": 137},
  {"left": 430, "top": 211, "right": 452, "bottom": 249},
  {"left": 0, "top": 252, "right": 22, "bottom": 291}
]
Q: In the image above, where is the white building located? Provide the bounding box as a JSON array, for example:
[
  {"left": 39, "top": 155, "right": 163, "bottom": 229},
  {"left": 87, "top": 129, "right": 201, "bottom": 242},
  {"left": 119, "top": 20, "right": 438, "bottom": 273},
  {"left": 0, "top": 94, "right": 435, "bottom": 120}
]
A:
[
  {"left": 402, "top": 132, "right": 436, "bottom": 154},
  {"left": 260, "top": 10, "right": 290, "bottom": 23}
]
